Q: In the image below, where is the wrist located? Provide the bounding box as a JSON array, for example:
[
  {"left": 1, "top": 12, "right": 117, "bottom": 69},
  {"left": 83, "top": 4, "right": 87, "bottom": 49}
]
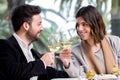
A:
[
  {"left": 64, "top": 62, "right": 70, "bottom": 69},
  {"left": 40, "top": 59, "right": 46, "bottom": 69}
]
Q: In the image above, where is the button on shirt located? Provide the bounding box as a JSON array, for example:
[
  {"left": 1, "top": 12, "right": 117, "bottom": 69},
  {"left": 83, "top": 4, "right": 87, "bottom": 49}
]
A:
[{"left": 13, "top": 33, "right": 38, "bottom": 80}]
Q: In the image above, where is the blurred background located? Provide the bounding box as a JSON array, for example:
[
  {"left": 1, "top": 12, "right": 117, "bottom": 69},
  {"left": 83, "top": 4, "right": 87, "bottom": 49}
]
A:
[{"left": 0, "top": 0, "right": 120, "bottom": 70}]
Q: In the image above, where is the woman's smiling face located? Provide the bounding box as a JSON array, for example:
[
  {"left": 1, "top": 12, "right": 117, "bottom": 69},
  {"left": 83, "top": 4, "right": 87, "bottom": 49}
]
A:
[{"left": 76, "top": 17, "right": 92, "bottom": 41}]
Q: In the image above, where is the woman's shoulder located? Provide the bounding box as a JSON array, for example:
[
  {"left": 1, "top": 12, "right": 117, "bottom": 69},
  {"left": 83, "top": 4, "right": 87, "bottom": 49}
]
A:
[
  {"left": 105, "top": 35, "right": 120, "bottom": 41},
  {"left": 105, "top": 35, "right": 120, "bottom": 48}
]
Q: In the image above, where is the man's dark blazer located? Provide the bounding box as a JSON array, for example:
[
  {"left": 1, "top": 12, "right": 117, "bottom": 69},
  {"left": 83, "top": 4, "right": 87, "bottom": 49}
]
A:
[{"left": 0, "top": 35, "right": 68, "bottom": 80}]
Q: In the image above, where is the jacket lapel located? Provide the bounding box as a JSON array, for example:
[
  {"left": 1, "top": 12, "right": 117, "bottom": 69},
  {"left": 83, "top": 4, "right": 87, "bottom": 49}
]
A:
[
  {"left": 7, "top": 35, "right": 43, "bottom": 61},
  {"left": 31, "top": 49, "right": 42, "bottom": 59},
  {"left": 7, "top": 35, "right": 27, "bottom": 62}
]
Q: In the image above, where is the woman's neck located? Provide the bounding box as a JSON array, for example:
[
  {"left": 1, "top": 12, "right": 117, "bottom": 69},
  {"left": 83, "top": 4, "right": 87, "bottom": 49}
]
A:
[{"left": 82, "top": 40, "right": 101, "bottom": 53}]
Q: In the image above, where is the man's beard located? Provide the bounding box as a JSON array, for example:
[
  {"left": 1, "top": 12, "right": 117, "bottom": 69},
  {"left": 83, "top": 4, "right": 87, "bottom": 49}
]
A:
[{"left": 26, "top": 31, "right": 39, "bottom": 42}]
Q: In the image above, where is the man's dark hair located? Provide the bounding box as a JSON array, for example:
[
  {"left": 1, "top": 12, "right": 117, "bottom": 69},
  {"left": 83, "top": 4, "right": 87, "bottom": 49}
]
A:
[{"left": 11, "top": 4, "right": 41, "bottom": 32}]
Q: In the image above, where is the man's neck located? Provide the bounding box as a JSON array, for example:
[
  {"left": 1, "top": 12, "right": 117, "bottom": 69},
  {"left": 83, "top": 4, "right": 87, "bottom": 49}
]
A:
[{"left": 14, "top": 32, "right": 31, "bottom": 46}]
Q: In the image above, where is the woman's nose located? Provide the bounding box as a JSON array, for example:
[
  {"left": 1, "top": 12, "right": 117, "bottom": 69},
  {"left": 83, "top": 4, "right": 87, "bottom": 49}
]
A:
[{"left": 78, "top": 25, "right": 84, "bottom": 31}]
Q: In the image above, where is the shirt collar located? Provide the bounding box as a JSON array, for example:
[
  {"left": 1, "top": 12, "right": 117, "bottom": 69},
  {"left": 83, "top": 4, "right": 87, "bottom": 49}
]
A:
[{"left": 13, "top": 33, "right": 33, "bottom": 49}]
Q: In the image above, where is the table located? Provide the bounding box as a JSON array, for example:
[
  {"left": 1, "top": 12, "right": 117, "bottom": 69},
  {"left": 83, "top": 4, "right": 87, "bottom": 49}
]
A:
[
  {"left": 51, "top": 74, "right": 120, "bottom": 80},
  {"left": 51, "top": 78, "right": 79, "bottom": 80}
]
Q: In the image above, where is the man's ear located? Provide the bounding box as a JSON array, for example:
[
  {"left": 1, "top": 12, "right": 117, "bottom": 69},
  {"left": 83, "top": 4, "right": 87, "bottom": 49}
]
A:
[{"left": 23, "top": 22, "right": 30, "bottom": 31}]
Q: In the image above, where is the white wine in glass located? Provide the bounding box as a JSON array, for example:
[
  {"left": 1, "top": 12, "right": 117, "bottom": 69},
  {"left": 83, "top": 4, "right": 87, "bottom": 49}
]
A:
[
  {"left": 60, "top": 31, "right": 73, "bottom": 48},
  {"left": 60, "top": 42, "right": 72, "bottom": 48},
  {"left": 48, "top": 34, "right": 60, "bottom": 53},
  {"left": 48, "top": 46, "right": 60, "bottom": 52}
]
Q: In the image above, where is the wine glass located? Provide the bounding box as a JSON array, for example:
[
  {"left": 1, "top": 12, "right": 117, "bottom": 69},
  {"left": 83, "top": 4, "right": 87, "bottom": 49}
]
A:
[
  {"left": 59, "top": 30, "right": 73, "bottom": 48},
  {"left": 59, "top": 30, "right": 73, "bottom": 66},
  {"left": 47, "top": 33, "right": 61, "bottom": 68},
  {"left": 48, "top": 33, "right": 60, "bottom": 53}
]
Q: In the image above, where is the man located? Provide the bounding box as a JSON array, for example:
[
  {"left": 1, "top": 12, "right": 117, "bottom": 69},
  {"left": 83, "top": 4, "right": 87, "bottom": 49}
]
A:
[{"left": 0, "top": 4, "right": 68, "bottom": 80}]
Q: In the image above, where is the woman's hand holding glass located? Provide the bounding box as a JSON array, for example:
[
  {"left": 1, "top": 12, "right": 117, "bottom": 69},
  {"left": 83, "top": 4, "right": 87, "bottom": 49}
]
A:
[
  {"left": 60, "top": 48, "right": 71, "bottom": 68},
  {"left": 59, "top": 31, "right": 73, "bottom": 67}
]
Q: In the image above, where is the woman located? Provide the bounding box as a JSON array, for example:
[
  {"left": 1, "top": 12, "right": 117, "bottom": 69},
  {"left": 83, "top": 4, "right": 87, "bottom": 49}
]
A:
[{"left": 60, "top": 5, "right": 120, "bottom": 78}]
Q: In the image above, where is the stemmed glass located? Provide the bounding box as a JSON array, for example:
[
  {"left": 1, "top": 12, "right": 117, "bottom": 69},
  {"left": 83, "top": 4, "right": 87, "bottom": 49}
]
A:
[
  {"left": 59, "top": 29, "right": 73, "bottom": 49},
  {"left": 48, "top": 33, "right": 60, "bottom": 53},
  {"left": 59, "top": 30, "right": 73, "bottom": 66},
  {"left": 47, "top": 33, "right": 61, "bottom": 68}
]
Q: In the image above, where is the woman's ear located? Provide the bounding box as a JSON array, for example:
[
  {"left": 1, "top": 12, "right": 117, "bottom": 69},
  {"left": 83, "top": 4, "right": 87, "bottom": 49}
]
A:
[{"left": 23, "top": 22, "right": 30, "bottom": 31}]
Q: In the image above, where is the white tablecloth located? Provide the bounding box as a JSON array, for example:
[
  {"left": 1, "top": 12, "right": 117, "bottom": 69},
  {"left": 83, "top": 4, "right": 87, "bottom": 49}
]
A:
[{"left": 51, "top": 74, "right": 120, "bottom": 80}]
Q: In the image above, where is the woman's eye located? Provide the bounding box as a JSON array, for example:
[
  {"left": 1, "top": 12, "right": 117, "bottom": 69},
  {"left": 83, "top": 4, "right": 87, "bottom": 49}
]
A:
[{"left": 82, "top": 22, "right": 89, "bottom": 26}]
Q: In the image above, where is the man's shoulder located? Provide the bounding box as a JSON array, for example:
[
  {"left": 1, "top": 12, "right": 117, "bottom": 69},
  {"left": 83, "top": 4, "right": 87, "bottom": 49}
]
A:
[
  {"left": 0, "top": 38, "right": 7, "bottom": 44},
  {"left": 0, "top": 36, "right": 18, "bottom": 48}
]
